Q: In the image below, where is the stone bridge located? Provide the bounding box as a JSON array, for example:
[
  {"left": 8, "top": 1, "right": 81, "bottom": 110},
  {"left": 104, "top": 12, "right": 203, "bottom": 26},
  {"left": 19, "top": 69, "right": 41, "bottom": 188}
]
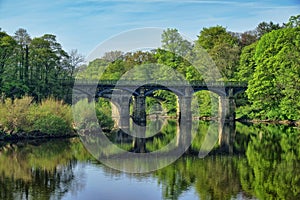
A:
[{"left": 70, "top": 80, "right": 247, "bottom": 125}]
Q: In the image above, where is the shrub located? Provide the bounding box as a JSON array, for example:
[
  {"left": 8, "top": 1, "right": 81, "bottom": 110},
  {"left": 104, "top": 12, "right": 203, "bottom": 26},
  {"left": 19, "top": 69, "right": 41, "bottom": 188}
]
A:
[
  {"left": 33, "top": 114, "right": 72, "bottom": 135},
  {"left": 72, "top": 99, "right": 98, "bottom": 130},
  {"left": 30, "top": 98, "right": 73, "bottom": 135},
  {"left": 0, "top": 96, "right": 33, "bottom": 134},
  {"left": 72, "top": 98, "right": 114, "bottom": 131}
]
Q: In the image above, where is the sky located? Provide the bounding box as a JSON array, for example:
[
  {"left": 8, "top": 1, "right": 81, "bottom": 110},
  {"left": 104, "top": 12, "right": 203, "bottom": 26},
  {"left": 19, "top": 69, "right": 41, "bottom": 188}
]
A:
[{"left": 0, "top": 0, "right": 299, "bottom": 57}]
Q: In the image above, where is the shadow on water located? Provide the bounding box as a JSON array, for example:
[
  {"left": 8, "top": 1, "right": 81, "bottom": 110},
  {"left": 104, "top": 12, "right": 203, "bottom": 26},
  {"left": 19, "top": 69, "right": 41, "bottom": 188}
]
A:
[{"left": 0, "top": 121, "right": 299, "bottom": 199}]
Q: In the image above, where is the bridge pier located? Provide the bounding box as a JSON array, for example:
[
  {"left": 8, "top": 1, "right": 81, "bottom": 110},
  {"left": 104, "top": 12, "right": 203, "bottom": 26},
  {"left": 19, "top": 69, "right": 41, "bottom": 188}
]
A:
[
  {"left": 132, "top": 87, "right": 146, "bottom": 126},
  {"left": 218, "top": 95, "right": 236, "bottom": 122},
  {"left": 110, "top": 95, "right": 131, "bottom": 132},
  {"left": 178, "top": 96, "right": 192, "bottom": 122},
  {"left": 132, "top": 125, "right": 147, "bottom": 153},
  {"left": 178, "top": 87, "right": 193, "bottom": 122},
  {"left": 117, "top": 98, "right": 131, "bottom": 132},
  {"left": 218, "top": 121, "right": 236, "bottom": 154},
  {"left": 176, "top": 120, "right": 192, "bottom": 152}
]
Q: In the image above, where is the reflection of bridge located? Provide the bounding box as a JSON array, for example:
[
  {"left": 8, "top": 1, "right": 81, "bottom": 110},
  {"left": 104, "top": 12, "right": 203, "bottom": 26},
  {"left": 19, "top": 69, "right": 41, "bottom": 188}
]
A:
[{"left": 71, "top": 80, "right": 247, "bottom": 125}]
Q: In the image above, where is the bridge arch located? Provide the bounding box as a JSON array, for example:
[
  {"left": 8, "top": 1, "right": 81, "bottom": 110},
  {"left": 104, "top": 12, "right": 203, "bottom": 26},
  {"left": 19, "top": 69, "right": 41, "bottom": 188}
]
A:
[
  {"left": 193, "top": 87, "right": 226, "bottom": 97},
  {"left": 144, "top": 86, "right": 184, "bottom": 97},
  {"left": 96, "top": 88, "right": 138, "bottom": 98},
  {"left": 95, "top": 95, "right": 131, "bottom": 131}
]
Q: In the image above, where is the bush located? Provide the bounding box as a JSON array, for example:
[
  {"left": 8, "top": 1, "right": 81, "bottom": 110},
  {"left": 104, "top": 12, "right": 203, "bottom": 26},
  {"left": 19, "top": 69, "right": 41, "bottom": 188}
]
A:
[
  {"left": 29, "top": 98, "right": 73, "bottom": 135},
  {"left": 0, "top": 96, "right": 33, "bottom": 134},
  {"left": 72, "top": 98, "right": 114, "bottom": 131},
  {"left": 33, "top": 114, "right": 71, "bottom": 135},
  {"left": 72, "top": 99, "right": 99, "bottom": 130}
]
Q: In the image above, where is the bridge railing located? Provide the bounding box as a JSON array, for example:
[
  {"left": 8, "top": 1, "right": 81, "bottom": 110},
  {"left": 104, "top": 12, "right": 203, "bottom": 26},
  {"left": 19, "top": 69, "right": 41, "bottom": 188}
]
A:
[{"left": 63, "top": 79, "right": 247, "bottom": 87}]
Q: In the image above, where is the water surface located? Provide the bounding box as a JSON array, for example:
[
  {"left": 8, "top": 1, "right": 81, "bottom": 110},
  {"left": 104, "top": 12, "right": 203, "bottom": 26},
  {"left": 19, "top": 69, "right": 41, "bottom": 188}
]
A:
[{"left": 0, "top": 121, "right": 299, "bottom": 200}]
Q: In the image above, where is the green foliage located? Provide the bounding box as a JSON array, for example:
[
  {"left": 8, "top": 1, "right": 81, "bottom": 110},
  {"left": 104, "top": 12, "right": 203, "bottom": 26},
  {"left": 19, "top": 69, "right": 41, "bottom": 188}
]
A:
[
  {"left": 196, "top": 26, "right": 241, "bottom": 80},
  {"left": 236, "top": 42, "right": 257, "bottom": 82},
  {"left": 153, "top": 90, "right": 178, "bottom": 116},
  {"left": 284, "top": 14, "right": 300, "bottom": 28},
  {"left": 30, "top": 98, "right": 73, "bottom": 135},
  {"left": 246, "top": 27, "right": 300, "bottom": 120},
  {"left": 192, "top": 91, "right": 218, "bottom": 117},
  {"left": 255, "top": 21, "right": 282, "bottom": 38},
  {"left": 197, "top": 26, "right": 238, "bottom": 49},
  {"left": 72, "top": 98, "right": 114, "bottom": 131},
  {"left": 2, "top": 16, "right": 300, "bottom": 123},
  {"left": 0, "top": 28, "right": 75, "bottom": 103},
  {"left": 33, "top": 114, "right": 70, "bottom": 135},
  {"left": 95, "top": 98, "right": 114, "bottom": 130},
  {"left": 72, "top": 98, "right": 99, "bottom": 131},
  {"left": 161, "top": 28, "right": 192, "bottom": 56}
]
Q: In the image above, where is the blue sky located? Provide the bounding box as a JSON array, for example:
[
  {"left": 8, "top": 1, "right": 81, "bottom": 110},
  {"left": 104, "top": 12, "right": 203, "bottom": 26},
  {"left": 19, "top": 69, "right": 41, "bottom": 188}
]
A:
[{"left": 0, "top": 0, "right": 299, "bottom": 56}]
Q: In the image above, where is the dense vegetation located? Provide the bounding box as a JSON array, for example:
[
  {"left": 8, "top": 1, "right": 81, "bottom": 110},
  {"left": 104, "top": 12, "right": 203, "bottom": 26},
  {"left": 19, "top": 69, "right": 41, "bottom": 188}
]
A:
[
  {"left": 0, "top": 14, "right": 299, "bottom": 137},
  {"left": 0, "top": 96, "right": 74, "bottom": 138}
]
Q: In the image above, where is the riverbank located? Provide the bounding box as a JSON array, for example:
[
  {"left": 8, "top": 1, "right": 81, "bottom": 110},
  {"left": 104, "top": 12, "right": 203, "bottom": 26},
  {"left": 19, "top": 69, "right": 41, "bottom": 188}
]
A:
[
  {"left": 237, "top": 118, "right": 300, "bottom": 127},
  {"left": 0, "top": 131, "right": 78, "bottom": 142},
  {"left": 149, "top": 114, "right": 300, "bottom": 127}
]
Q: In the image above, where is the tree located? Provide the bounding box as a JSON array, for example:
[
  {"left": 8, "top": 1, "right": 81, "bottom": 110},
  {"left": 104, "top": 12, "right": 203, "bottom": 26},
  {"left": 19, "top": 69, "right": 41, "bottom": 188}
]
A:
[
  {"left": 239, "top": 30, "right": 258, "bottom": 47},
  {"left": 161, "top": 28, "right": 192, "bottom": 56},
  {"left": 255, "top": 21, "right": 281, "bottom": 38},
  {"left": 0, "top": 31, "right": 19, "bottom": 96},
  {"left": 236, "top": 42, "right": 257, "bottom": 82},
  {"left": 284, "top": 14, "right": 300, "bottom": 28},
  {"left": 102, "top": 50, "right": 123, "bottom": 62},
  {"left": 196, "top": 26, "right": 240, "bottom": 80},
  {"left": 246, "top": 27, "right": 300, "bottom": 120},
  {"left": 14, "top": 28, "right": 31, "bottom": 83},
  {"left": 66, "top": 49, "right": 84, "bottom": 77},
  {"left": 29, "top": 34, "right": 69, "bottom": 101}
]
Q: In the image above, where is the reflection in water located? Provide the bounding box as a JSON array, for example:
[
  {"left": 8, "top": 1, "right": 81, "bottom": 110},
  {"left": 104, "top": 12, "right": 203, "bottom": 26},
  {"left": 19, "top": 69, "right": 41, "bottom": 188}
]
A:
[
  {"left": 0, "top": 122, "right": 299, "bottom": 199},
  {"left": 0, "top": 139, "right": 91, "bottom": 200}
]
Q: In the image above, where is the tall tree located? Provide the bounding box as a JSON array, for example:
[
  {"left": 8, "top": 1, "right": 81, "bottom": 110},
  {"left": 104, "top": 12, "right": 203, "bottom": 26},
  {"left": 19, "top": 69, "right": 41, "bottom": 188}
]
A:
[
  {"left": 29, "top": 34, "right": 69, "bottom": 100},
  {"left": 14, "top": 28, "right": 31, "bottom": 83},
  {"left": 239, "top": 30, "right": 258, "bottom": 47},
  {"left": 102, "top": 50, "right": 123, "bottom": 62},
  {"left": 0, "top": 31, "right": 19, "bottom": 97}
]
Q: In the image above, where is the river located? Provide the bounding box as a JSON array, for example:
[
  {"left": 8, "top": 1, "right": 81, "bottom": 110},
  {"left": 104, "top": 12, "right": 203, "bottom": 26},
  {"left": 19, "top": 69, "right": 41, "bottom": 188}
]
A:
[{"left": 0, "top": 120, "right": 299, "bottom": 200}]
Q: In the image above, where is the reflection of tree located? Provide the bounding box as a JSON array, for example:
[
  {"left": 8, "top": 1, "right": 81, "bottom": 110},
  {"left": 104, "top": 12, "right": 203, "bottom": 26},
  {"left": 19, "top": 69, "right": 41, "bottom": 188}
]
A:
[
  {"left": 194, "top": 157, "right": 241, "bottom": 200},
  {"left": 154, "top": 123, "right": 300, "bottom": 200},
  {"left": 0, "top": 138, "right": 91, "bottom": 200},
  {"left": 238, "top": 124, "right": 300, "bottom": 199},
  {"left": 155, "top": 157, "right": 195, "bottom": 199},
  {"left": 155, "top": 156, "right": 242, "bottom": 200}
]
